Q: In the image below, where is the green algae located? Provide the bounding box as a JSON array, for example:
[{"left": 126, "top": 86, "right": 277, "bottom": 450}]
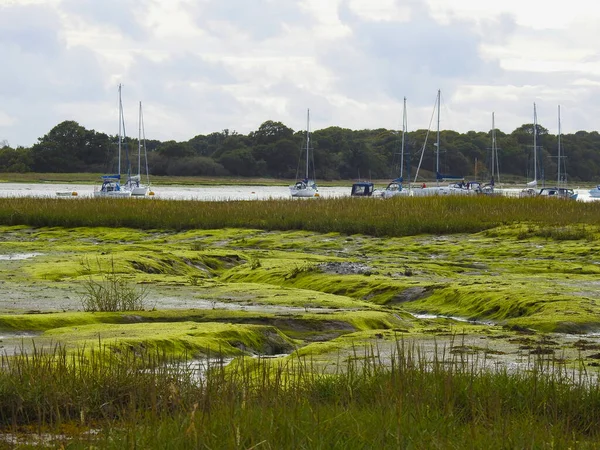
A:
[
  {"left": 3, "top": 224, "right": 600, "bottom": 370},
  {"left": 41, "top": 321, "right": 295, "bottom": 357}
]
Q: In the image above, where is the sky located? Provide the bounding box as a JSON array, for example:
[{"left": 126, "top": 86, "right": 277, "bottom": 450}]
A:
[{"left": 2, "top": 0, "right": 600, "bottom": 148}]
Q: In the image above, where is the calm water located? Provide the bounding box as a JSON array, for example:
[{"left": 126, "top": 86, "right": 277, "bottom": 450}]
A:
[
  {"left": 0, "top": 183, "right": 596, "bottom": 202},
  {"left": 0, "top": 183, "right": 349, "bottom": 201}
]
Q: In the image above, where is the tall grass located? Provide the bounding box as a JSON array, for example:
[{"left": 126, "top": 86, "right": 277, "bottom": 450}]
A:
[
  {"left": 1, "top": 196, "right": 599, "bottom": 236},
  {"left": 2, "top": 340, "right": 600, "bottom": 448},
  {"left": 79, "top": 258, "right": 148, "bottom": 312}
]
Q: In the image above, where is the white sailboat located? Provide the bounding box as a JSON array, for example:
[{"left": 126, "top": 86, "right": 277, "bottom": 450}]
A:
[
  {"left": 412, "top": 90, "right": 478, "bottom": 196},
  {"left": 124, "top": 101, "right": 153, "bottom": 196},
  {"left": 94, "top": 84, "right": 131, "bottom": 198},
  {"left": 520, "top": 103, "right": 539, "bottom": 198},
  {"left": 382, "top": 97, "right": 410, "bottom": 198},
  {"left": 537, "top": 105, "right": 577, "bottom": 200},
  {"left": 290, "top": 109, "right": 318, "bottom": 198}
]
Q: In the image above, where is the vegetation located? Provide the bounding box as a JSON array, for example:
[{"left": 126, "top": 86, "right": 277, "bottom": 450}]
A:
[
  {"left": 2, "top": 117, "right": 600, "bottom": 182},
  {"left": 2, "top": 341, "right": 600, "bottom": 448},
  {"left": 79, "top": 258, "right": 148, "bottom": 312},
  {"left": 1, "top": 195, "right": 600, "bottom": 236},
  {"left": 3, "top": 197, "right": 600, "bottom": 446}
]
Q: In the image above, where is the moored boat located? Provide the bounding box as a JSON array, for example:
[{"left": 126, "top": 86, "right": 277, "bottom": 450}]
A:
[{"left": 290, "top": 109, "right": 318, "bottom": 198}]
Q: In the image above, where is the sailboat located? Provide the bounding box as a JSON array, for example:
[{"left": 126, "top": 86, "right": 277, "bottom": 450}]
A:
[
  {"left": 537, "top": 105, "right": 577, "bottom": 200},
  {"left": 413, "top": 90, "right": 479, "bottom": 196},
  {"left": 382, "top": 97, "right": 411, "bottom": 198},
  {"left": 290, "top": 109, "right": 318, "bottom": 198},
  {"left": 481, "top": 112, "right": 500, "bottom": 195},
  {"left": 94, "top": 84, "right": 131, "bottom": 198},
  {"left": 519, "top": 103, "right": 539, "bottom": 198},
  {"left": 124, "top": 101, "right": 152, "bottom": 196}
]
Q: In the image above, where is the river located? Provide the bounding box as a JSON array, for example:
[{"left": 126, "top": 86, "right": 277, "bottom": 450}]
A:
[{"left": 0, "top": 182, "right": 597, "bottom": 202}]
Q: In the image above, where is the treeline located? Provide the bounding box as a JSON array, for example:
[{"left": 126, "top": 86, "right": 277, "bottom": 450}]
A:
[{"left": 2, "top": 119, "right": 600, "bottom": 182}]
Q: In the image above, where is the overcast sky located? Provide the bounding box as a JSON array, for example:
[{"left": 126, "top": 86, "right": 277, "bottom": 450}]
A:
[{"left": 2, "top": 0, "right": 600, "bottom": 147}]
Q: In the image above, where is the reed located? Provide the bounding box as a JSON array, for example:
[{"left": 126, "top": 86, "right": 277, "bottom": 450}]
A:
[
  {"left": 0, "top": 196, "right": 598, "bottom": 236},
  {"left": 79, "top": 258, "right": 148, "bottom": 312},
  {"left": 2, "top": 340, "right": 600, "bottom": 448}
]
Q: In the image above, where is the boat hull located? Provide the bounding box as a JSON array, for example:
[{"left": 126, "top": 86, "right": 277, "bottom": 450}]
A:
[
  {"left": 290, "top": 187, "right": 318, "bottom": 198},
  {"left": 130, "top": 186, "right": 150, "bottom": 196},
  {"left": 93, "top": 190, "right": 132, "bottom": 198}
]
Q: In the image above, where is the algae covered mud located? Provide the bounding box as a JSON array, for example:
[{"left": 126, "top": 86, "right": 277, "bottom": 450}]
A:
[{"left": 2, "top": 223, "right": 600, "bottom": 372}]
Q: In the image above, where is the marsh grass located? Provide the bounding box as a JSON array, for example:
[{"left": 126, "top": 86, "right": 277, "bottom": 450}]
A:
[
  {"left": 79, "top": 258, "right": 148, "bottom": 312},
  {"left": 2, "top": 196, "right": 600, "bottom": 237},
  {"left": 2, "top": 339, "right": 600, "bottom": 448}
]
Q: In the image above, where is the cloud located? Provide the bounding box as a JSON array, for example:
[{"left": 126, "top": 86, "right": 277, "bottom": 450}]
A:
[
  {"left": 60, "top": 0, "right": 151, "bottom": 40},
  {"left": 186, "top": 0, "right": 311, "bottom": 40},
  {"left": 2, "top": 0, "right": 600, "bottom": 147},
  {"left": 316, "top": 0, "right": 503, "bottom": 106}
]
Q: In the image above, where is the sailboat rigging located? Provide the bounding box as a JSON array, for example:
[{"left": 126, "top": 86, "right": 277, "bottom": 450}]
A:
[
  {"left": 290, "top": 109, "right": 318, "bottom": 198},
  {"left": 382, "top": 97, "right": 410, "bottom": 198},
  {"left": 537, "top": 105, "right": 577, "bottom": 200},
  {"left": 125, "top": 101, "right": 152, "bottom": 196},
  {"left": 94, "top": 84, "right": 131, "bottom": 198},
  {"left": 412, "top": 90, "right": 479, "bottom": 196}
]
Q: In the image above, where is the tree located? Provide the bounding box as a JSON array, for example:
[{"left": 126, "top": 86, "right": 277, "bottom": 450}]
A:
[
  {"left": 31, "top": 121, "right": 86, "bottom": 172},
  {"left": 157, "top": 141, "right": 195, "bottom": 159},
  {"left": 252, "top": 121, "right": 294, "bottom": 146},
  {"left": 218, "top": 148, "right": 264, "bottom": 176}
]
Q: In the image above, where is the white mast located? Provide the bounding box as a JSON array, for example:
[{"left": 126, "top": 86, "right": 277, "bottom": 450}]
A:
[
  {"left": 533, "top": 102, "right": 537, "bottom": 184},
  {"left": 141, "top": 102, "right": 150, "bottom": 186},
  {"left": 305, "top": 109, "right": 310, "bottom": 179},
  {"left": 137, "top": 101, "right": 142, "bottom": 179},
  {"left": 436, "top": 89, "right": 440, "bottom": 179},
  {"left": 557, "top": 105, "right": 562, "bottom": 186},
  {"left": 491, "top": 112, "right": 496, "bottom": 180},
  {"left": 400, "top": 97, "right": 406, "bottom": 179},
  {"left": 491, "top": 112, "right": 500, "bottom": 184},
  {"left": 118, "top": 84, "right": 122, "bottom": 176}
]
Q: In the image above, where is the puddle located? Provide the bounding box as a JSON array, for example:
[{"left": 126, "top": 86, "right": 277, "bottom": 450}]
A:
[
  {"left": 0, "top": 253, "right": 43, "bottom": 260},
  {"left": 0, "top": 331, "right": 41, "bottom": 356},
  {"left": 411, "top": 313, "right": 495, "bottom": 326}
]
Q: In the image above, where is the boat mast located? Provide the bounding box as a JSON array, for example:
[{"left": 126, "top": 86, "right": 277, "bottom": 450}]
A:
[
  {"left": 141, "top": 102, "right": 150, "bottom": 186},
  {"left": 533, "top": 102, "right": 537, "bottom": 184},
  {"left": 138, "top": 101, "right": 142, "bottom": 179},
  {"left": 491, "top": 112, "right": 500, "bottom": 184},
  {"left": 118, "top": 84, "right": 122, "bottom": 176},
  {"left": 305, "top": 108, "right": 310, "bottom": 179},
  {"left": 436, "top": 89, "right": 440, "bottom": 180},
  {"left": 491, "top": 112, "right": 496, "bottom": 181},
  {"left": 401, "top": 97, "right": 406, "bottom": 180},
  {"left": 557, "top": 105, "right": 562, "bottom": 186}
]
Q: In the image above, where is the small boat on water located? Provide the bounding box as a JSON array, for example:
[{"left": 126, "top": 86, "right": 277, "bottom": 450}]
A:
[
  {"left": 351, "top": 181, "right": 375, "bottom": 197},
  {"left": 55, "top": 190, "right": 78, "bottom": 197},
  {"left": 124, "top": 101, "right": 153, "bottom": 197},
  {"left": 382, "top": 98, "right": 411, "bottom": 199},
  {"left": 589, "top": 185, "right": 600, "bottom": 198},
  {"left": 95, "top": 175, "right": 131, "bottom": 198},
  {"left": 537, "top": 186, "right": 578, "bottom": 200},
  {"left": 520, "top": 105, "right": 577, "bottom": 200},
  {"left": 290, "top": 109, "right": 319, "bottom": 198},
  {"left": 94, "top": 84, "right": 132, "bottom": 199}
]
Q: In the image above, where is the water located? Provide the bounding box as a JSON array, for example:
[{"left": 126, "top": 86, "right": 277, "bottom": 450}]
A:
[
  {"left": 0, "top": 183, "right": 350, "bottom": 201},
  {"left": 0, "top": 182, "right": 597, "bottom": 201}
]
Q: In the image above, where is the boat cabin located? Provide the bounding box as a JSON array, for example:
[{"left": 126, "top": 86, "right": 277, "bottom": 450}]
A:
[
  {"left": 351, "top": 182, "right": 375, "bottom": 197},
  {"left": 538, "top": 187, "right": 577, "bottom": 200},
  {"left": 99, "top": 176, "right": 122, "bottom": 193},
  {"left": 293, "top": 179, "right": 317, "bottom": 191}
]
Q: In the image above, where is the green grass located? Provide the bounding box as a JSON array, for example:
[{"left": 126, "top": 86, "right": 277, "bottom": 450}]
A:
[
  {"left": 2, "top": 196, "right": 600, "bottom": 236},
  {"left": 2, "top": 340, "right": 600, "bottom": 448}
]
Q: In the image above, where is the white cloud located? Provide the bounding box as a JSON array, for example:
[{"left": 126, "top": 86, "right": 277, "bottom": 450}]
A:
[{"left": 1, "top": 0, "right": 600, "bottom": 147}]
